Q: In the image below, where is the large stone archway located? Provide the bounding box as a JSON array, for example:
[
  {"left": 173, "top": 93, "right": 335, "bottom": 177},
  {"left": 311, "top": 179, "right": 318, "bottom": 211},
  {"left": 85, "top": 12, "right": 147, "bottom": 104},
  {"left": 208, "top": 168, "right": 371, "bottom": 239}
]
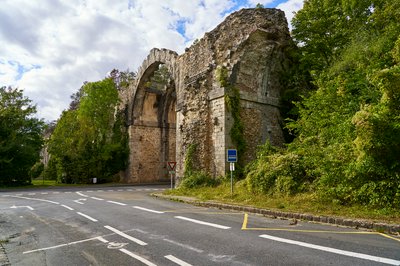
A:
[{"left": 120, "top": 8, "right": 294, "bottom": 183}]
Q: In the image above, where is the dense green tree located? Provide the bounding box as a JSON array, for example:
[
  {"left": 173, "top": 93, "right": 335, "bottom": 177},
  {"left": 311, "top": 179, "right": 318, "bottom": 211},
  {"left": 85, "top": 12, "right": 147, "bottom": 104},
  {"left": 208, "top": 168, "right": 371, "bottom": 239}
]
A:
[
  {"left": 0, "top": 87, "right": 44, "bottom": 185},
  {"left": 246, "top": 0, "right": 400, "bottom": 208},
  {"left": 47, "top": 78, "right": 129, "bottom": 183}
]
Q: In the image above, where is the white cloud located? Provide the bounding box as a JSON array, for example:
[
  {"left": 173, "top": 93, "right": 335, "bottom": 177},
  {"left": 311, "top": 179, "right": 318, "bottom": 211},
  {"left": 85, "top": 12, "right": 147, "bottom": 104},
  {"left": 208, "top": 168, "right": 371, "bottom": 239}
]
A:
[
  {"left": 276, "top": 0, "right": 304, "bottom": 28},
  {"left": 0, "top": 0, "right": 303, "bottom": 122}
]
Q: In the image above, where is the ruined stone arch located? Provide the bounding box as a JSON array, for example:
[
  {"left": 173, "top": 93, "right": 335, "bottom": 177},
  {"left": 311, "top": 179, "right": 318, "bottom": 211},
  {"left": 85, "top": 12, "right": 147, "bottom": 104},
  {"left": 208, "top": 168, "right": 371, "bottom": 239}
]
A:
[
  {"left": 126, "top": 48, "right": 178, "bottom": 183},
  {"left": 121, "top": 8, "right": 294, "bottom": 184}
]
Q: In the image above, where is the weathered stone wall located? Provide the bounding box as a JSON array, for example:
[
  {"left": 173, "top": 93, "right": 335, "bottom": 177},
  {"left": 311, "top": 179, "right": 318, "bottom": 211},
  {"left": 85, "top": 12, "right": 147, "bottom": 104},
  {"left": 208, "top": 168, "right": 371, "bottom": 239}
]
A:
[{"left": 120, "top": 8, "right": 293, "bottom": 183}]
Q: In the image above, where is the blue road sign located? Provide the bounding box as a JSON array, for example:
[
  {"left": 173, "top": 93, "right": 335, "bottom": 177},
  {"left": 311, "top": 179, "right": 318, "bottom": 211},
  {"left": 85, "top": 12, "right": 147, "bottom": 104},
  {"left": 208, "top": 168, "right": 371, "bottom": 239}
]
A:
[{"left": 227, "top": 149, "right": 237, "bottom": 163}]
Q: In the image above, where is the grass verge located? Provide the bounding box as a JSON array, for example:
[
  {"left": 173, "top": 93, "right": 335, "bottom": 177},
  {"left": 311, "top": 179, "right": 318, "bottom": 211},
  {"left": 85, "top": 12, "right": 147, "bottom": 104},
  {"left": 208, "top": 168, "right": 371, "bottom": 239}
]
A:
[{"left": 164, "top": 180, "right": 400, "bottom": 224}]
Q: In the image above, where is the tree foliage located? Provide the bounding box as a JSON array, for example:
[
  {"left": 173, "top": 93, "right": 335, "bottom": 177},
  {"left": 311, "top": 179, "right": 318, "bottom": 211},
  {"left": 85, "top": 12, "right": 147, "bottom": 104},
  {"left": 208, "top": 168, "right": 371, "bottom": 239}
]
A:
[
  {"left": 47, "top": 78, "right": 129, "bottom": 183},
  {"left": 246, "top": 0, "right": 400, "bottom": 208},
  {"left": 0, "top": 87, "right": 44, "bottom": 185}
]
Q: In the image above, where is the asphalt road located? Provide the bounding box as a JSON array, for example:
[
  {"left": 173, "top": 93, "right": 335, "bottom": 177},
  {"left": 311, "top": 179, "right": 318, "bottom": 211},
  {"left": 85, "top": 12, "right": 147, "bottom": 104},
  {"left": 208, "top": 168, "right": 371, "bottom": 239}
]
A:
[{"left": 0, "top": 185, "right": 399, "bottom": 266}]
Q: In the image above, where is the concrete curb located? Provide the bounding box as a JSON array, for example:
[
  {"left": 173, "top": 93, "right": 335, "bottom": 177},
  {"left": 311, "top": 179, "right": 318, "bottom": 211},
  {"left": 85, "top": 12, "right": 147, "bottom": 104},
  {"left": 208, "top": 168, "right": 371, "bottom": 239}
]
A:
[{"left": 152, "top": 193, "right": 400, "bottom": 235}]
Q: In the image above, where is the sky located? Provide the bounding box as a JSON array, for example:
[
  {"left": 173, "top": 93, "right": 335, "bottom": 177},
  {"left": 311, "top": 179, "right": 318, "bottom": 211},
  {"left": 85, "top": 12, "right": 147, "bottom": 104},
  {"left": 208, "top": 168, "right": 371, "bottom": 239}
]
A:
[{"left": 0, "top": 0, "right": 303, "bottom": 122}]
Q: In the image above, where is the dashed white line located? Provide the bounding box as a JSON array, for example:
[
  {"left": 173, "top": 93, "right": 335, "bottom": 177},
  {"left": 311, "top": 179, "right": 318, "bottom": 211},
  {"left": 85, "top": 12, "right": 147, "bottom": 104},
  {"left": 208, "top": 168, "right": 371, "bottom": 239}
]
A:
[
  {"left": 53, "top": 192, "right": 60, "bottom": 194},
  {"left": 117, "top": 189, "right": 124, "bottom": 191},
  {"left": 104, "top": 225, "right": 147, "bottom": 246},
  {"left": 165, "top": 255, "right": 193, "bottom": 266},
  {"left": 28, "top": 193, "right": 36, "bottom": 195},
  {"left": 86, "top": 190, "right": 93, "bottom": 192},
  {"left": 119, "top": 249, "right": 156, "bottom": 266},
  {"left": 259, "top": 234, "right": 400, "bottom": 265},
  {"left": 133, "top": 206, "right": 164, "bottom": 214},
  {"left": 96, "top": 236, "right": 109, "bottom": 243},
  {"left": 174, "top": 216, "right": 231, "bottom": 230},
  {"left": 77, "top": 212, "right": 98, "bottom": 222},
  {"left": 90, "top": 197, "right": 104, "bottom": 201},
  {"left": 61, "top": 205, "right": 74, "bottom": 210},
  {"left": 127, "top": 189, "right": 133, "bottom": 191},
  {"left": 96, "top": 190, "right": 104, "bottom": 192},
  {"left": 76, "top": 192, "right": 88, "bottom": 197},
  {"left": 107, "top": 200, "right": 127, "bottom": 206},
  {"left": 41, "top": 192, "right": 48, "bottom": 195},
  {"left": 65, "top": 191, "right": 72, "bottom": 194}
]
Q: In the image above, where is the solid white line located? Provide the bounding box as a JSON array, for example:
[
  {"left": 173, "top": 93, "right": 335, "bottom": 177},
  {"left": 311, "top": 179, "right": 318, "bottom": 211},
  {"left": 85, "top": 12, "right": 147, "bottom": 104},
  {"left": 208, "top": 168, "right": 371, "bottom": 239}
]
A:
[
  {"left": 10, "top": 195, "right": 60, "bottom": 205},
  {"left": 76, "top": 192, "right": 88, "bottom": 197},
  {"left": 259, "top": 234, "right": 400, "bottom": 265},
  {"left": 90, "top": 197, "right": 104, "bottom": 201},
  {"left": 174, "top": 216, "right": 231, "bottom": 230},
  {"left": 104, "top": 225, "right": 147, "bottom": 246},
  {"left": 61, "top": 205, "right": 74, "bottom": 210},
  {"left": 23, "top": 236, "right": 102, "bottom": 254},
  {"left": 119, "top": 249, "right": 156, "bottom": 266},
  {"left": 133, "top": 206, "right": 164, "bottom": 214},
  {"left": 165, "top": 255, "right": 193, "bottom": 266},
  {"left": 77, "top": 212, "right": 98, "bottom": 222},
  {"left": 107, "top": 200, "right": 127, "bottom": 206}
]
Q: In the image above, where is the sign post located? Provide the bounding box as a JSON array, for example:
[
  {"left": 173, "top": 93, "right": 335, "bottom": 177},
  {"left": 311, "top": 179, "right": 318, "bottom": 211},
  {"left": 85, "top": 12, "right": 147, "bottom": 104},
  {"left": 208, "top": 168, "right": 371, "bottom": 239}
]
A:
[
  {"left": 227, "top": 149, "right": 237, "bottom": 195},
  {"left": 167, "top": 161, "right": 177, "bottom": 189}
]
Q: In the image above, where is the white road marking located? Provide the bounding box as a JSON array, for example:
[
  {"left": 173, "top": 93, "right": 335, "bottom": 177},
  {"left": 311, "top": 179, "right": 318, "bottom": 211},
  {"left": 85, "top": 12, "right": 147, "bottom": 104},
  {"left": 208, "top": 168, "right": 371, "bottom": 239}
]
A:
[
  {"left": 65, "top": 191, "right": 72, "bottom": 194},
  {"left": 174, "top": 216, "right": 231, "bottom": 230},
  {"left": 90, "top": 197, "right": 104, "bottom": 201},
  {"left": 73, "top": 198, "right": 87, "bottom": 204},
  {"left": 61, "top": 205, "right": 74, "bottom": 210},
  {"left": 107, "top": 242, "right": 128, "bottom": 249},
  {"left": 41, "top": 192, "right": 48, "bottom": 195},
  {"left": 163, "top": 238, "right": 204, "bottom": 253},
  {"left": 53, "top": 192, "right": 60, "bottom": 194},
  {"left": 107, "top": 200, "right": 127, "bottom": 206},
  {"left": 117, "top": 189, "right": 124, "bottom": 191},
  {"left": 10, "top": 205, "right": 34, "bottom": 210},
  {"left": 96, "top": 190, "right": 104, "bottom": 192},
  {"left": 77, "top": 212, "right": 98, "bottom": 222},
  {"left": 107, "top": 189, "right": 114, "bottom": 192},
  {"left": 259, "top": 234, "right": 400, "bottom": 265},
  {"left": 104, "top": 225, "right": 147, "bottom": 246},
  {"left": 76, "top": 192, "right": 88, "bottom": 197},
  {"left": 28, "top": 193, "right": 36, "bottom": 195},
  {"left": 86, "top": 190, "right": 93, "bottom": 192},
  {"left": 133, "top": 206, "right": 164, "bottom": 214},
  {"left": 165, "top": 255, "right": 193, "bottom": 266},
  {"left": 119, "top": 248, "right": 156, "bottom": 266},
  {"left": 10, "top": 195, "right": 60, "bottom": 205},
  {"left": 127, "top": 189, "right": 133, "bottom": 191},
  {"left": 23, "top": 236, "right": 104, "bottom": 254},
  {"left": 96, "top": 236, "right": 109, "bottom": 243}
]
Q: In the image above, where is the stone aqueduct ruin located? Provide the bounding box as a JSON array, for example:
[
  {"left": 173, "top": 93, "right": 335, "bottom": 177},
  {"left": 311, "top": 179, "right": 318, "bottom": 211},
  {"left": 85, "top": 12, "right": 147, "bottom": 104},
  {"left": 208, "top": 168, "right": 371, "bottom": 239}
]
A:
[{"left": 119, "top": 8, "right": 293, "bottom": 183}]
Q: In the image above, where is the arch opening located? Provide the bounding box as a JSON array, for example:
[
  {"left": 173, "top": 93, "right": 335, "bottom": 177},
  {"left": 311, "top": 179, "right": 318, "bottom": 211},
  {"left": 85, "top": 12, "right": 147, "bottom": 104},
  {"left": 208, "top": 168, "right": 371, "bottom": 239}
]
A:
[{"left": 130, "top": 63, "right": 176, "bottom": 183}]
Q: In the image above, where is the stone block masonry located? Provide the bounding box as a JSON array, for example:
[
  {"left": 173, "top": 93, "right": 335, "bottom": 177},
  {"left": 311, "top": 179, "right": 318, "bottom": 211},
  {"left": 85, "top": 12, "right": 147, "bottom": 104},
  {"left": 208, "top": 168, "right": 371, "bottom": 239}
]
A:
[{"left": 119, "top": 8, "right": 294, "bottom": 183}]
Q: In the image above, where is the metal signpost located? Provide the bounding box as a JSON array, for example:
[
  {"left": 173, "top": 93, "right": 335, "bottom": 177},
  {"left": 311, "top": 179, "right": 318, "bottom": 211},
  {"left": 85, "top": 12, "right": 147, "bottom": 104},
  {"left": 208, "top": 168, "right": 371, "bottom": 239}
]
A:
[
  {"left": 227, "top": 149, "right": 237, "bottom": 195},
  {"left": 167, "top": 161, "right": 177, "bottom": 189}
]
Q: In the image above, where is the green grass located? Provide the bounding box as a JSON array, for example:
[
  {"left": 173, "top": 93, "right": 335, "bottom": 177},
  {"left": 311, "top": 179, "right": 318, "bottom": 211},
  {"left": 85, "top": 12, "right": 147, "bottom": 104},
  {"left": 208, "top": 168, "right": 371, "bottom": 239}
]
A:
[{"left": 165, "top": 180, "right": 400, "bottom": 224}]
